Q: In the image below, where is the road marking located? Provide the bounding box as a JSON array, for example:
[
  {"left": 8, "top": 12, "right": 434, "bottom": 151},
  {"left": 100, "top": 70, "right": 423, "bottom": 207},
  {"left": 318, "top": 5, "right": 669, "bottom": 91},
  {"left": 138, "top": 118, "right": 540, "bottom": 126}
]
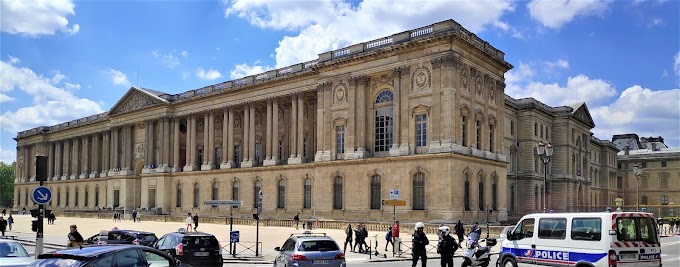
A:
[{"left": 662, "top": 240, "right": 680, "bottom": 246}]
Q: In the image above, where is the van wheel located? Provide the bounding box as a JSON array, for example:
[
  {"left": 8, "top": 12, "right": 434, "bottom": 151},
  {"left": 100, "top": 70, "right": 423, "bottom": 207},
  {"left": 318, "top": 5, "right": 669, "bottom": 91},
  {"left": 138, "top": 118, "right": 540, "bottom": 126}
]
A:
[
  {"left": 502, "top": 257, "right": 518, "bottom": 267},
  {"left": 461, "top": 259, "right": 471, "bottom": 267}
]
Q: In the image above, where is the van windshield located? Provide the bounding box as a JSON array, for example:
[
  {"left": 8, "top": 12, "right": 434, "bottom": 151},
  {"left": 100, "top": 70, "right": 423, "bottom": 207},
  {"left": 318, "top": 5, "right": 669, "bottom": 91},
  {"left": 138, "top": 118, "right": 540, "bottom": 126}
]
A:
[{"left": 616, "top": 217, "right": 659, "bottom": 244}]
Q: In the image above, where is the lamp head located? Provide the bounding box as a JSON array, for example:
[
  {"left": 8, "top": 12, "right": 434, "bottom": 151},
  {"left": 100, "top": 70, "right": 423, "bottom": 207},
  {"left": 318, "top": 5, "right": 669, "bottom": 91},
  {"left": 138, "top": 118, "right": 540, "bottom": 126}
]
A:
[{"left": 536, "top": 141, "right": 546, "bottom": 155}]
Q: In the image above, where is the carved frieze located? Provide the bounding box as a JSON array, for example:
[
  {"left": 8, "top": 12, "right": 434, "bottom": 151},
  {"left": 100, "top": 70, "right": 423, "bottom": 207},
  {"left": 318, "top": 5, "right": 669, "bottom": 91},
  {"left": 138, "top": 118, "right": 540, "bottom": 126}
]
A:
[
  {"left": 349, "top": 75, "right": 370, "bottom": 87},
  {"left": 134, "top": 143, "right": 145, "bottom": 162},
  {"left": 317, "top": 82, "right": 332, "bottom": 93},
  {"left": 431, "top": 53, "right": 461, "bottom": 70},
  {"left": 371, "top": 73, "right": 394, "bottom": 91},
  {"left": 111, "top": 91, "right": 163, "bottom": 115}
]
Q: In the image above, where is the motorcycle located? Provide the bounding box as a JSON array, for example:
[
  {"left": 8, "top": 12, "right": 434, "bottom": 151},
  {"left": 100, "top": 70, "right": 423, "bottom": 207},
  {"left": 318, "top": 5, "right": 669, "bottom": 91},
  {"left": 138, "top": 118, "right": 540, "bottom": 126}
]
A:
[{"left": 461, "top": 226, "right": 497, "bottom": 267}]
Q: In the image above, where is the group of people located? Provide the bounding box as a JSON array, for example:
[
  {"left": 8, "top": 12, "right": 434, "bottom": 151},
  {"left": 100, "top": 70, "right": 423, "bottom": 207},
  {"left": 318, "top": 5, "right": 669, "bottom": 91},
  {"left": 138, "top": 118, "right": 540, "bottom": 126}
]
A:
[
  {"left": 185, "top": 213, "right": 199, "bottom": 231},
  {"left": 342, "top": 223, "right": 372, "bottom": 253},
  {"left": 112, "top": 211, "right": 124, "bottom": 222},
  {"left": 46, "top": 212, "right": 56, "bottom": 224},
  {"left": 659, "top": 218, "right": 680, "bottom": 235},
  {"left": 0, "top": 215, "right": 13, "bottom": 236}
]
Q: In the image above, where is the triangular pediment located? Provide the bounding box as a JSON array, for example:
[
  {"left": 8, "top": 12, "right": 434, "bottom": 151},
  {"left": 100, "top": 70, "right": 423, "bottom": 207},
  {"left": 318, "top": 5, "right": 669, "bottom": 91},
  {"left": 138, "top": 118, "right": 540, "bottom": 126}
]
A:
[
  {"left": 570, "top": 102, "right": 595, "bottom": 128},
  {"left": 109, "top": 87, "right": 169, "bottom": 116}
]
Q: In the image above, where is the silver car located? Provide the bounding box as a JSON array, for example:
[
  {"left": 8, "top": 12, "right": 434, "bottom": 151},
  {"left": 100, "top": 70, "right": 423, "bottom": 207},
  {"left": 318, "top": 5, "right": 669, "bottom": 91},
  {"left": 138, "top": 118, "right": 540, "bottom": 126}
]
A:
[
  {"left": 274, "top": 232, "right": 346, "bottom": 267},
  {"left": 0, "top": 239, "right": 34, "bottom": 267}
]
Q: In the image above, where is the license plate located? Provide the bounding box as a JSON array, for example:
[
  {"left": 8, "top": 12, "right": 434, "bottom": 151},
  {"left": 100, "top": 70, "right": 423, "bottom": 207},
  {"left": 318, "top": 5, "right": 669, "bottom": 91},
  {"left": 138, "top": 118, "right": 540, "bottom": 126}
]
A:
[
  {"left": 193, "top": 252, "right": 209, "bottom": 256},
  {"left": 313, "top": 260, "right": 330, "bottom": 264},
  {"left": 619, "top": 253, "right": 637, "bottom": 260}
]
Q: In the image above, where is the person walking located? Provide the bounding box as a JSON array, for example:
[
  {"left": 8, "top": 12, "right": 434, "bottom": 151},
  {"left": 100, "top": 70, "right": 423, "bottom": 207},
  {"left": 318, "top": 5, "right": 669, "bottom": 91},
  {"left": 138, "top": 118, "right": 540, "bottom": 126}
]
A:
[
  {"left": 392, "top": 221, "right": 400, "bottom": 253},
  {"left": 343, "top": 224, "right": 353, "bottom": 252},
  {"left": 185, "top": 213, "right": 193, "bottom": 232},
  {"left": 0, "top": 216, "right": 7, "bottom": 237},
  {"left": 454, "top": 219, "right": 465, "bottom": 245},
  {"left": 67, "top": 225, "right": 84, "bottom": 249},
  {"left": 193, "top": 213, "right": 199, "bottom": 232},
  {"left": 1, "top": 209, "right": 6, "bottom": 216},
  {"left": 132, "top": 210, "right": 137, "bottom": 223},
  {"left": 7, "top": 215, "right": 13, "bottom": 231},
  {"left": 354, "top": 225, "right": 365, "bottom": 253},
  {"left": 437, "top": 225, "right": 458, "bottom": 267},
  {"left": 294, "top": 213, "right": 300, "bottom": 230},
  {"left": 385, "top": 226, "right": 394, "bottom": 251},
  {"left": 412, "top": 222, "right": 429, "bottom": 267},
  {"left": 361, "top": 225, "right": 369, "bottom": 252}
]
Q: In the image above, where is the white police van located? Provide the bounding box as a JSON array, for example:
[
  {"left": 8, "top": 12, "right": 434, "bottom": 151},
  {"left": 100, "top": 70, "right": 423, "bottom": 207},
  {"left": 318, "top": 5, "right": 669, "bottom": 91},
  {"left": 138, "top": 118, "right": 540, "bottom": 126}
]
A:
[{"left": 498, "top": 212, "right": 662, "bottom": 267}]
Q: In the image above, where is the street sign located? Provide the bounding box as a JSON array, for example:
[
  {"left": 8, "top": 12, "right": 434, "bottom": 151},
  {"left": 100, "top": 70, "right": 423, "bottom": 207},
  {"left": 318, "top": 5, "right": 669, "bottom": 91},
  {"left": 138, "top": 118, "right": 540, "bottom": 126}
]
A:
[
  {"left": 230, "top": 231, "right": 240, "bottom": 243},
  {"left": 203, "top": 200, "right": 243, "bottom": 206},
  {"left": 31, "top": 186, "right": 52, "bottom": 205},
  {"left": 389, "top": 189, "right": 400, "bottom": 200},
  {"left": 382, "top": 199, "right": 406, "bottom": 206}
]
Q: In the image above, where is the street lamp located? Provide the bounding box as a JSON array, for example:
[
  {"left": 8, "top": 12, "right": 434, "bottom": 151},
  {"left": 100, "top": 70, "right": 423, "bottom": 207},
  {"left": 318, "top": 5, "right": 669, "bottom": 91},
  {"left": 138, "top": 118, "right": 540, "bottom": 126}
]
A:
[
  {"left": 633, "top": 163, "right": 644, "bottom": 211},
  {"left": 536, "top": 141, "right": 553, "bottom": 213}
]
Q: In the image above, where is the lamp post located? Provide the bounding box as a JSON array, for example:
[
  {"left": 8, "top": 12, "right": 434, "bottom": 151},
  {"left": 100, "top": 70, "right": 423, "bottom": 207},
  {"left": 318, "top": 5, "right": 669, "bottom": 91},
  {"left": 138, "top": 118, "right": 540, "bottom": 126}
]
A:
[
  {"left": 633, "top": 163, "right": 643, "bottom": 211},
  {"left": 536, "top": 141, "right": 553, "bottom": 213}
]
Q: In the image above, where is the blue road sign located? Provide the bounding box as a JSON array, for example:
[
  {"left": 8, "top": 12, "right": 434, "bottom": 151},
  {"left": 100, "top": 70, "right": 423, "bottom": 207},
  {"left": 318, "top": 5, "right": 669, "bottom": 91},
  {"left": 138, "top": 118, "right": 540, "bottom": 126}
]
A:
[
  {"left": 230, "top": 231, "right": 240, "bottom": 243},
  {"left": 31, "top": 186, "right": 52, "bottom": 205}
]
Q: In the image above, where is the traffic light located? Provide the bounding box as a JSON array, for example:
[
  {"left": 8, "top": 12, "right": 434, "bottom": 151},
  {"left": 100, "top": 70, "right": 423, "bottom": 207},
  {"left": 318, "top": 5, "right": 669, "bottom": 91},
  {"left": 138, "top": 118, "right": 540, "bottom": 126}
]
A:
[
  {"left": 31, "top": 220, "right": 38, "bottom": 232},
  {"left": 30, "top": 209, "right": 39, "bottom": 218},
  {"left": 252, "top": 214, "right": 259, "bottom": 220}
]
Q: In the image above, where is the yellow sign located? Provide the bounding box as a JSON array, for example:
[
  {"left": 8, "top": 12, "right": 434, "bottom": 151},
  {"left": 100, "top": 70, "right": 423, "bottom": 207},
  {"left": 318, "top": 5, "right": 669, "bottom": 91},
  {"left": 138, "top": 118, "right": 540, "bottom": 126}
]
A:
[{"left": 382, "top": 199, "right": 406, "bottom": 206}]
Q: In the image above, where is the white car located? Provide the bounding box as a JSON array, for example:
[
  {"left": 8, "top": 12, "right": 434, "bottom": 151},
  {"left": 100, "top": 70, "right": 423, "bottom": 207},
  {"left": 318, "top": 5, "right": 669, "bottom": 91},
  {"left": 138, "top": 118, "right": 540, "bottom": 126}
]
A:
[{"left": 0, "top": 239, "right": 34, "bottom": 267}]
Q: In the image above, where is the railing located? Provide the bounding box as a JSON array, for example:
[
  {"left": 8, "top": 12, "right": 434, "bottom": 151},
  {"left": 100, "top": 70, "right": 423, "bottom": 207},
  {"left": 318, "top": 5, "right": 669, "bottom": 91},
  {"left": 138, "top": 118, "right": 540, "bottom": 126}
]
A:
[
  {"left": 255, "top": 74, "right": 268, "bottom": 80},
  {"left": 234, "top": 79, "right": 246, "bottom": 86},
  {"left": 332, "top": 48, "right": 351, "bottom": 59},
  {"left": 278, "top": 67, "right": 292, "bottom": 75},
  {"left": 220, "top": 240, "right": 262, "bottom": 257},
  {"left": 410, "top": 26, "right": 433, "bottom": 38},
  {"left": 366, "top": 37, "right": 393, "bottom": 49}
]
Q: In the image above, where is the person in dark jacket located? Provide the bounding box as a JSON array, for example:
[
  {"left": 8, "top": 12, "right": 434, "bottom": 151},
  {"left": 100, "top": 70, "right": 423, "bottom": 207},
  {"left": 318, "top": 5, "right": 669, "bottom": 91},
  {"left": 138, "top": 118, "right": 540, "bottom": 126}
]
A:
[
  {"left": 385, "top": 226, "right": 394, "bottom": 251},
  {"left": 343, "top": 224, "right": 353, "bottom": 252},
  {"left": 412, "top": 222, "right": 430, "bottom": 267},
  {"left": 67, "top": 224, "right": 84, "bottom": 249},
  {"left": 193, "top": 213, "right": 199, "bottom": 231},
  {"left": 361, "top": 225, "right": 369, "bottom": 251},
  {"left": 437, "top": 225, "right": 458, "bottom": 267},
  {"left": 454, "top": 219, "right": 465, "bottom": 245},
  {"left": 0, "top": 216, "right": 7, "bottom": 236},
  {"left": 354, "top": 225, "right": 365, "bottom": 253}
]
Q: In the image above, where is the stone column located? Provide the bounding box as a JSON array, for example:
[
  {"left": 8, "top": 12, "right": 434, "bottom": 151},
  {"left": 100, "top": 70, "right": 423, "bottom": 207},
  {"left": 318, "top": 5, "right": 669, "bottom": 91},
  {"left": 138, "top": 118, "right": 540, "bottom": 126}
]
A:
[
  {"left": 101, "top": 131, "right": 110, "bottom": 177},
  {"left": 272, "top": 99, "right": 279, "bottom": 164},
  {"left": 399, "top": 66, "right": 411, "bottom": 155},
  {"left": 314, "top": 84, "right": 326, "bottom": 162},
  {"left": 289, "top": 95, "right": 298, "bottom": 161},
  {"left": 47, "top": 142, "right": 54, "bottom": 180},
  {"left": 355, "top": 77, "right": 369, "bottom": 157},
  {"left": 184, "top": 115, "right": 197, "bottom": 171},
  {"left": 158, "top": 117, "right": 171, "bottom": 172},
  {"left": 224, "top": 108, "right": 235, "bottom": 168},
  {"left": 208, "top": 111, "right": 215, "bottom": 169},
  {"left": 63, "top": 140, "right": 70, "bottom": 180},
  {"left": 241, "top": 104, "right": 251, "bottom": 167},
  {"left": 71, "top": 138, "right": 79, "bottom": 179},
  {"left": 81, "top": 135, "right": 89, "bottom": 178},
  {"left": 264, "top": 99, "right": 277, "bottom": 166},
  {"left": 54, "top": 142, "right": 62, "bottom": 180},
  {"left": 202, "top": 111, "right": 215, "bottom": 170},
  {"left": 296, "top": 93, "right": 305, "bottom": 163},
  {"left": 249, "top": 103, "right": 255, "bottom": 164},
  {"left": 221, "top": 108, "right": 230, "bottom": 168},
  {"left": 90, "top": 134, "right": 99, "bottom": 178},
  {"left": 265, "top": 99, "right": 273, "bottom": 161},
  {"left": 124, "top": 125, "right": 134, "bottom": 174},
  {"left": 389, "top": 69, "right": 402, "bottom": 156},
  {"left": 111, "top": 127, "right": 119, "bottom": 173},
  {"left": 242, "top": 104, "right": 255, "bottom": 168},
  {"left": 14, "top": 146, "right": 20, "bottom": 184},
  {"left": 202, "top": 113, "right": 209, "bottom": 166},
  {"left": 172, "top": 118, "right": 181, "bottom": 172}
]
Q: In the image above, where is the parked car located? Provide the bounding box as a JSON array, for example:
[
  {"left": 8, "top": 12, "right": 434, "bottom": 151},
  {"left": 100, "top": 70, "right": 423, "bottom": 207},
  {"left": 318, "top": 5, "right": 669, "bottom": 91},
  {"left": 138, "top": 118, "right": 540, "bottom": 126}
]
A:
[
  {"left": 0, "top": 239, "right": 34, "bottom": 267},
  {"left": 154, "top": 230, "right": 222, "bottom": 267},
  {"left": 27, "top": 245, "right": 181, "bottom": 267},
  {"left": 103, "top": 230, "right": 158, "bottom": 247},
  {"left": 84, "top": 230, "right": 109, "bottom": 246},
  {"left": 274, "top": 232, "right": 346, "bottom": 267}
]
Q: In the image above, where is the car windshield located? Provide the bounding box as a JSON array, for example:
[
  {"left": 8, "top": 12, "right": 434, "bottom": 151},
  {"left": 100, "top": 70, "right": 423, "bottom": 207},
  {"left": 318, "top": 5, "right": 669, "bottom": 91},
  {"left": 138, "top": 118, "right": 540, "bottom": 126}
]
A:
[
  {"left": 184, "top": 236, "right": 218, "bottom": 247},
  {"left": 138, "top": 234, "right": 157, "bottom": 243},
  {"left": 28, "top": 258, "right": 84, "bottom": 267},
  {"left": 298, "top": 240, "right": 340, "bottom": 252},
  {"left": 0, "top": 242, "right": 30, "bottom": 257}
]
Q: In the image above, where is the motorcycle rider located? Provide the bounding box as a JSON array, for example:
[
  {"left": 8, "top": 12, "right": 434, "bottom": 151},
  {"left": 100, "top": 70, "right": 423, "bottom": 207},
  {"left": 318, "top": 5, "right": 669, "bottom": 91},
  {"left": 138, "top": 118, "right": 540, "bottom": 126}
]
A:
[
  {"left": 412, "top": 222, "right": 430, "bottom": 267},
  {"left": 437, "top": 225, "right": 458, "bottom": 267}
]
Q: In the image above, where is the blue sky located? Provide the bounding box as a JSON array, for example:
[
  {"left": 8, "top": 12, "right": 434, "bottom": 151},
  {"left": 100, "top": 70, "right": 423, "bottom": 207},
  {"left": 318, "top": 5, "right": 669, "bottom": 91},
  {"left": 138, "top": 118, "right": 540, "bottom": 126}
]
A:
[{"left": 1, "top": 0, "right": 679, "bottom": 163}]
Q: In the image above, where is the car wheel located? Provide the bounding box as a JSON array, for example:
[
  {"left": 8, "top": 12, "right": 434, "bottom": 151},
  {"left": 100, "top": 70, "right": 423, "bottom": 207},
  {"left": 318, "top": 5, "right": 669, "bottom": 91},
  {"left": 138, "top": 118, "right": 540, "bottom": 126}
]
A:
[
  {"left": 502, "top": 257, "right": 518, "bottom": 267},
  {"left": 461, "top": 259, "right": 471, "bottom": 267}
]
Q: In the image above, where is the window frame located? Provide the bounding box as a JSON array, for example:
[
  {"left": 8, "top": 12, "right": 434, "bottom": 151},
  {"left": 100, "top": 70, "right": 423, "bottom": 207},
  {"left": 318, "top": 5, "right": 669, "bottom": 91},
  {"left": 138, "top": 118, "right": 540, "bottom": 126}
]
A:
[
  {"left": 336, "top": 125, "right": 345, "bottom": 155},
  {"left": 415, "top": 114, "right": 427, "bottom": 149},
  {"left": 277, "top": 179, "right": 286, "bottom": 209},
  {"left": 571, "top": 217, "right": 602, "bottom": 241},
  {"left": 333, "top": 176, "right": 343, "bottom": 210},
  {"left": 370, "top": 175, "right": 381, "bottom": 210},
  {"left": 303, "top": 178, "right": 312, "bottom": 209},
  {"left": 193, "top": 183, "right": 200, "bottom": 208},
  {"left": 413, "top": 172, "right": 425, "bottom": 210},
  {"left": 537, "top": 217, "right": 567, "bottom": 240}
]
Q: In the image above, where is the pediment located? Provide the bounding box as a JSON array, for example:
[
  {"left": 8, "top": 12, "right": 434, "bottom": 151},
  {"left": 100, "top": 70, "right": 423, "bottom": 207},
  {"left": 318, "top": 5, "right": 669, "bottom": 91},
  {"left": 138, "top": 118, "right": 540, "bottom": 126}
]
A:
[
  {"left": 109, "top": 87, "right": 168, "bottom": 116},
  {"left": 570, "top": 103, "right": 595, "bottom": 128}
]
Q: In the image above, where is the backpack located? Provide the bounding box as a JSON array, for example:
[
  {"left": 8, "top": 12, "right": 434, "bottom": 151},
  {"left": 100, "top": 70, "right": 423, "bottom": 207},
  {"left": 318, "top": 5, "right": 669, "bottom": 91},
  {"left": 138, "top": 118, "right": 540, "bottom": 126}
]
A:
[{"left": 385, "top": 230, "right": 392, "bottom": 240}]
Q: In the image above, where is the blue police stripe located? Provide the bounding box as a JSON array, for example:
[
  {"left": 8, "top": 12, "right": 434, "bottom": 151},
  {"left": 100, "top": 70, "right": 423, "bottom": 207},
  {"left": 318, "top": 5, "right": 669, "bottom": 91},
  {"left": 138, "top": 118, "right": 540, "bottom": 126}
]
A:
[{"left": 502, "top": 247, "right": 607, "bottom": 263}]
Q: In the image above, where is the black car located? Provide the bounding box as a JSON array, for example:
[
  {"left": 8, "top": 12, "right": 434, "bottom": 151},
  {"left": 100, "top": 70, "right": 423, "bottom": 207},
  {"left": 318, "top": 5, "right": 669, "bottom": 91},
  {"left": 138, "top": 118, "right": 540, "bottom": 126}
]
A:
[
  {"left": 28, "top": 245, "right": 181, "bottom": 267},
  {"left": 155, "top": 231, "right": 222, "bottom": 267},
  {"left": 99, "top": 230, "right": 158, "bottom": 247}
]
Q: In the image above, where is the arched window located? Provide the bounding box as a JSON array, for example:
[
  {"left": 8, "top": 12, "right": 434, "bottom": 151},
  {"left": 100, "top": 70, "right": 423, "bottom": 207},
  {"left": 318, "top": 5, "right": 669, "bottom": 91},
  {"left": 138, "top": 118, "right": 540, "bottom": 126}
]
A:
[
  {"left": 510, "top": 184, "right": 515, "bottom": 210},
  {"left": 492, "top": 176, "right": 497, "bottom": 210},
  {"left": 641, "top": 196, "right": 648, "bottom": 205},
  {"left": 176, "top": 183, "right": 182, "bottom": 207},
  {"left": 277, "top": 179, "right": 286, "bottom": 209},
  {"left": 413, "top": 172, "right": 425, "bottom": 210},
  {"left": 333, "top": 176, "right": 343, "bottom": 209},
  {"left": 478, "top": 176, "right": 485, "bottom": 211},
  {"left": 374, "top": 90, "right": 394, "bottom": 153},
  {"left": 95, "top": 186, "right": 100, "bottom": 207},
  {"left": 193, "top": 183, "right": 200, "bottom": 207},
  {"left": 57, "top": 188, "right": 61, "bottom": 207},
  {"left": 75, "top": 187, "right": 79, "bottom": 207},
  {"left": 84, "top": 187, "right": 89, "bottom": 207},
  {"left": 534, "top": 186, "right": 539, "bottom": 211},
  {"left": 464, "top": 174, "right": 470, "bottom": 211},
  {"left": 253, "top": 180, "right": 262, "bottom": 208},
  {"left": 232, "top": 181, "right": 240, "bottom": 201},
  {"left": 304, "top": 178, "right": 312, "bottom": 209},
  {"left": 66, "top": 188, "right": 70, "bottom": 207},
  {"left": 212, "top": 181, "right": 219, "bottom": 200},
  {"left": 370, "top": 175, "right": 381, "bottom": 210}
]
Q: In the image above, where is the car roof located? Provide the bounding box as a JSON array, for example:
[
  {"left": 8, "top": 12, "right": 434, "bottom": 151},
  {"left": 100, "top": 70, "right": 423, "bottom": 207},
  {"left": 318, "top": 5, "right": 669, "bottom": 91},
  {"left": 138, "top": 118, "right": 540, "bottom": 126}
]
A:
[
  {"left": 0, "top": 239, "right": 21, "bottom": 244},
  {"left": 173, "top": 231, "right": 215, "bottom": 237},
  {"left": 110, "top": 230, "right": 155, "bottom": 235},
  {"left": 39, "top": 245, "right": 150, "bottom": 259}
]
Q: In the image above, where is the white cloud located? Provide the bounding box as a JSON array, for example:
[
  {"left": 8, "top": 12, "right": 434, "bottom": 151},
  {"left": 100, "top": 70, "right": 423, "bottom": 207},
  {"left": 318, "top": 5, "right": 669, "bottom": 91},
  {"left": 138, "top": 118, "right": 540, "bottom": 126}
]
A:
[
  {"left": 0, "top": 148, "right": 16, "bottom": 164},
  {"left": 106, "top": 68, "right": 131, "bottom": 87},
  {"left": 0, "top": 0, "right": 80, "bottom": 37},
  {"left": 527, "top": 0, "right": 610, "bottom": 29},
  {"left": 196, "top": 67, "right": 222, "bottom": 80},
  {"left": 8, "top": 55, "right": 20, "bottom": 64},
  {"left": 230, "top": 63, "right": 272, "bottom": 79},
  {"left": 545, "top": 59, "right": 569, "bottom": 69},
  {"left": 673, "top": 51, "right": 680, "bottom": 76},
  {"left": 0, "top": 59, "right": 104, "bottom": 139},
  {"left": 181, "top": 50, "right": 189, "bottom": 57},
  {"left": 0, "top": 93, "right": 15, "bottom": 103},
  {"left": 225, "top": 0, "right": 514, "bottom": 68},
  {"left": 151, "top": 50, "right": 181, "bottom": 68}
]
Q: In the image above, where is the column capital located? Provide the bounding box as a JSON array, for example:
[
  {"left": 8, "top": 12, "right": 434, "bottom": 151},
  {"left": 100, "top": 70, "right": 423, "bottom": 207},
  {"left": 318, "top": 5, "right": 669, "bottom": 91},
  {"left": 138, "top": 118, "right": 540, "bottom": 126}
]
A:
[
  {"left": 349, "top": 76, "right": 370, "bottom": 87},
  {"left": 393, "top": 65, "right": 411, "bottom": 77},
  {"left": 316, "top": 82, "right": 332, "bottom": 92},
  {"left": 431, "top": 52, "right": 461, "bottom": 70}
]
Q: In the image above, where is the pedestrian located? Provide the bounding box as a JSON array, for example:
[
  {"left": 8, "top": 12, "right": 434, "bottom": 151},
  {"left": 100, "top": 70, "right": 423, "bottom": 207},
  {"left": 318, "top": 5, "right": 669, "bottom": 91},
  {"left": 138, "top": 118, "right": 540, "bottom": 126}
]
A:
[
  {"left": 49, "top": 213, "right": 56, "bottom": 225},
  {"left": 67, "top": 225, "right": 84, "bottom": 249},
  {"left": 385, "top": 226, "right": 394, "bottom": 251},
  {"left": 392, "top": 221, "right": 400, "bottom": 253},
  {"left": 113, "top": 212, "right": 116, "bottom": 222},
  {"left": 361, "top": 224, "right": 369, "bottom": 251},
  {"left": 0, "top": 216, "right": 7, "bottom": 237},
  {"left": 294, "top": 213, "right": 300, "bottom": 230},
  {"left": 1, "top": 209, "right": 5, "bottom": 216},
  {"left": 437, "top": 225, "right": 458, "bottom": 267},
  {"left": 185, "top": 213, "right": 193, "bottom": 232},
  {"left": 132, "top": 210, "right": 137, "bottom": 223},
  {"left": 7, "top": 215, "right": 13, "bottom": 231},
  {"left": 22, "top": 208, "right": 26, "bottom": 215},
  {"left": 193, "top": 213, "right": 199, "bottom": 232},
  {"left": 454, "top": 219, "right": 465, "bottom": 245},
  {"left": 343, "top": 224, "right": 353, "bottom": 252},
  {"left": 354, "top": 225, "right": 364, "bottom": 253},
  {"left": 412, "top": 222, "right": 429, "bottom": 267}
]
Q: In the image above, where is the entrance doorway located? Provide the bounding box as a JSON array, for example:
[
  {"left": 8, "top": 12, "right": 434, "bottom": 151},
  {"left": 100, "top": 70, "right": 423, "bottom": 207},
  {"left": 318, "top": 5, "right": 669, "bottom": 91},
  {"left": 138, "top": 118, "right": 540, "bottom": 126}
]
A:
[
  {"left": 149, "top": 189, "right": 156, "bottom": 208},
  {"left": 114, "top": 190, "right": 120, "bottom": 208}
]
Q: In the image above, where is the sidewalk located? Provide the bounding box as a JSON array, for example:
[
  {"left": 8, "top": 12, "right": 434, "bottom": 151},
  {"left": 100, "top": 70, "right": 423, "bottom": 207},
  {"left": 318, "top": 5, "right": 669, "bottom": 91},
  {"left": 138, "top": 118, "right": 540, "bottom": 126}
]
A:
[{"left": 4, "top": 214, "right": 500, "bottom": 263}]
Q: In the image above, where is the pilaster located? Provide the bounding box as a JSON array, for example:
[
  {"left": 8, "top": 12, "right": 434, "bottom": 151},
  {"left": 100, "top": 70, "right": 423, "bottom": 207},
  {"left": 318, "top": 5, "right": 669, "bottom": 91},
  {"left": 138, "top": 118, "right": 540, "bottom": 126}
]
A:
[
  {"left": 172, "top": 117, "right": 182, "bottom": 172},
  {"left": 80, "top": 135, "right": 89, "bottom": 178},
  {"left": 184, "top": 114, "right": 197, "bottom": 171},
  {"left": 157, "top": 117, "right": 172, "bottom": 173},
  {"left": 223, "top": 107, "right": 236, "bottom": 168},
  {"left": 202, "top": 111, "right": 216, "bottom": 170}
]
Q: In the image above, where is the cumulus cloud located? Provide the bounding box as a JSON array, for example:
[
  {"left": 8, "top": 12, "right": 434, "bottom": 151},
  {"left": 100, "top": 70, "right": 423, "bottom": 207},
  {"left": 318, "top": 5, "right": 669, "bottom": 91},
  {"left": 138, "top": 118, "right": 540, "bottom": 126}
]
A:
[
  {"left": 0, "top": 149, "right": 16, "bottom": 164},
  {"left": 8, "top": 55, "right": 20, "bottom": 64},
  {"left": 527, "top": 0, "right": 610, "bottom": 29},
  {"left": 196, "top": 67, "right": 222, "bottom": 80},
  {"left": 181, "top": 50, "right": 189, "bottom": 57},
  {"left": 230, "top": 63, "right": 273, "bottom": 79},
  {"left": 225, "top": 0, "right": 514, "bottom": 68},
  {"left": 545, "top": 59, "right": 569, "bottom": 69},
  {"left": 151, "top": 50, "right": 181, "bottom": 68},
  {"left": 0, "top": 0, "right": 80, "bottom": 37},
  {"left": 673, "top": 51, "right": 680, "bottom": 76},
  {"left": 0, "top": 93, "right": 15, "bottom": 103},
  {"left": 106, "top": 69, "right": 131, "bottom": 87},
  {"left": 0, "top": 58, "right": 104, "bottom": 136}
]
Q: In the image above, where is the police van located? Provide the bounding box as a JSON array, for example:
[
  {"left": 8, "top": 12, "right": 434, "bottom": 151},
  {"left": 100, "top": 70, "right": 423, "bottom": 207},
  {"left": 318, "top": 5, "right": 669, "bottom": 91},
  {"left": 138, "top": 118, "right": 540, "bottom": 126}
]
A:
[{"left": 498, "top": 212, "right": 662, "bottom": 267}]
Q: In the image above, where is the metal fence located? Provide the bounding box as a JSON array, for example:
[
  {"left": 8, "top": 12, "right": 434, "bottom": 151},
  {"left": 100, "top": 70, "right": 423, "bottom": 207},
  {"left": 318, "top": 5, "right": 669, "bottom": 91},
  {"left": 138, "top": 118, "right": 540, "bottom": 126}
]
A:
[{"left": 219, "top": 240, "right": 262, "bottom": 257}]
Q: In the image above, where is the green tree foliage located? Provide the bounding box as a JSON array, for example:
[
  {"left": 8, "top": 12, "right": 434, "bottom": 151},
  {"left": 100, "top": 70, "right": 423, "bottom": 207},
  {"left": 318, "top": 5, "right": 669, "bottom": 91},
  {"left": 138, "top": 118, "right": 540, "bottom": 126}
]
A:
[{"left": 0, "top": 162, "right": 16, "bottom": 207}]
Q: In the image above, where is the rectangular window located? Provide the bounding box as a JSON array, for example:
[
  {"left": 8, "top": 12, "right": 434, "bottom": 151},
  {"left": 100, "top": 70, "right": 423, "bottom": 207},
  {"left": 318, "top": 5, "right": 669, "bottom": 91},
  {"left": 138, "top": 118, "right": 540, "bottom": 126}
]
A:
[
  {"left": 510, "top": 121, "right": 514, "bottom": 135},
  {"left": 461, "top": 116, "right": 467, "bottom": 146},
  {"left": 540, "top": 124, "right": 544, "bottom": 138},
  {"left": 234, "top": 144, "right": 240, "bottom": 168},
  {"left": 416, "top": 114, "right": 427, "bottom": 147},
  {"left": 538, "top": 218, "right": 567, "bottom": 239},
  {"left": 617, "top": 163, "right": 622, "bottom": 169},
  {"left": 476, "top": 120, "right": 481, "bottom": 150},
  {"left": 513, "top": 218, "right": 535, "bottom": 238},
  {"left": 489, "top": 125, "right": 494, "bottom": 152},
  {"left": 336, "top": 125, "right": 345, "bottom": 154},
  {"left": 571, "top": 218, "right": 602, "bottom": 241},
  {"left": 278, "top": 139, "right": 283, "bottom": 162},
  {"left": 255, "top": 143, "right": 262, "bottom": 165},
  {"left": 617, "top": 176, "right": 622, "bottom": 189},
  {"left": 374, "top": 108, "right": 393, "bottom": 152},
  {"left": 662, "top": 161, "right": 667, "bottom": 167}
]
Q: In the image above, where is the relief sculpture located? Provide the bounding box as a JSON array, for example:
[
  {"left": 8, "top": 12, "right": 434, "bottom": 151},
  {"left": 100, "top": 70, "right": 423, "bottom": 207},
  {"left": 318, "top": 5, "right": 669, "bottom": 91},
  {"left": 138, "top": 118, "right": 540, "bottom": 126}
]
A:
[{"left": 114, "top": 91, "right": 162, "bottom": 115}]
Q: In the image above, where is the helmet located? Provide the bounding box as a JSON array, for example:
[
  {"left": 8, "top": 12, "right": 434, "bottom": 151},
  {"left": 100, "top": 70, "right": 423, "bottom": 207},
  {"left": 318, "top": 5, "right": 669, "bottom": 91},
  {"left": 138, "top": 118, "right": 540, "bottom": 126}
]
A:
[
  {"left": 415, "top": 222, "right": 425, "bottom": 230},
  {"left": 438, "top": 226, "right": 450, "bottom": 236}
]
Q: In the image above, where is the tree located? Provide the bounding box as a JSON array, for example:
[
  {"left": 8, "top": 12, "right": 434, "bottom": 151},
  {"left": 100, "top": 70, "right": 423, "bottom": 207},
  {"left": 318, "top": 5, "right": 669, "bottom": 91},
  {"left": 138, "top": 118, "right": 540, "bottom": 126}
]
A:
[{"left": 0, "top": 162, "right": 16, "bottom": 207}]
